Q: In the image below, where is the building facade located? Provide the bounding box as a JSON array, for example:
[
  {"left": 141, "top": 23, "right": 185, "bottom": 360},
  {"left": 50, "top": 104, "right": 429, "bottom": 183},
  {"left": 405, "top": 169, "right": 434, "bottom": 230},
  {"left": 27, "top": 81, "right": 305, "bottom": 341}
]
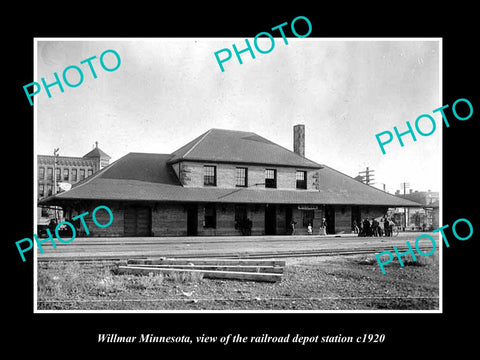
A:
[
  {"left": 393, "top": 190, "right": 440, "bottom": 231},
  {"left": 37, "top": 142, "right": 110, "bottom": 225},
  {"left": 39, "top": 127, "right": 420, "bottom": 237}
]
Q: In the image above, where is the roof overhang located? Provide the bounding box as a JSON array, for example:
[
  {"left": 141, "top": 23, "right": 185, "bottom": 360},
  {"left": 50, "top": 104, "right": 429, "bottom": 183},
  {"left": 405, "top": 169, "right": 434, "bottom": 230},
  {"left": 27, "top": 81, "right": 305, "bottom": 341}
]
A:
[{"left": 38, "top": 179, "right": 422, "bottom": 208}]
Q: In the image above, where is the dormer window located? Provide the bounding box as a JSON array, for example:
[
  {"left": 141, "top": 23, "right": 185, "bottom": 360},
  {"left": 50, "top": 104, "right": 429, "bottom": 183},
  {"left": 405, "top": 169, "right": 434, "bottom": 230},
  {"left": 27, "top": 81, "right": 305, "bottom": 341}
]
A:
[
  {"left": 265, "top": 169, "right": 277, "bottom": 188},
  {"left": 296, "top": 170, "right": 307, "bottom": 189},
  {"left": 204, "top": 165, "right": 217, "bottom": 186},
  {"left": 236, "top": 167, "right": 248, "bottom": 187}
]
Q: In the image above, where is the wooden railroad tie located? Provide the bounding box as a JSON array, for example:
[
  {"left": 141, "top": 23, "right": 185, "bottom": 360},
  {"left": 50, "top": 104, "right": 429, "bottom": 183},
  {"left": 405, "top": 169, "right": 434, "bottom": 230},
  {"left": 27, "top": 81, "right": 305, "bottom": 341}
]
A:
[{"left": 118, "top": 258, "right": 285, "bottom": 283}]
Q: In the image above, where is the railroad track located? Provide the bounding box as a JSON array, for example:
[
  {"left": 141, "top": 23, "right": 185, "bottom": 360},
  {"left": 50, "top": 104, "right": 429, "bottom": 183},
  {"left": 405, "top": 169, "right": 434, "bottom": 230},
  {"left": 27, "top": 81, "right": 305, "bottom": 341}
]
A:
[{"left": 37, "top": 244, "right": 422, "bottom": 262}]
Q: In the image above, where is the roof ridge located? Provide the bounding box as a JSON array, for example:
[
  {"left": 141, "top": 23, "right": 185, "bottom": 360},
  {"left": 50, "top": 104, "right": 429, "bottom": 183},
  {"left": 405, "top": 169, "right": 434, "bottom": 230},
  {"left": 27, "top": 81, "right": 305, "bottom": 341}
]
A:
[
  {"left": 182, "top": 128, "right": 213, "bottom": 159},
  {"left": 210, "top": 127, "right": 254, "bottom": 133},
  {"left": 232, "top": 129, "right": 321, "bottom": 167},
  {"left": 127, "top": 152, "right": 171, "bottom": 156},
  {"left": 168, "top": 128, "right": 322, "bottom": 168},
  {"left": 257, "top": 134, "right": 321, "bottom": 166}
]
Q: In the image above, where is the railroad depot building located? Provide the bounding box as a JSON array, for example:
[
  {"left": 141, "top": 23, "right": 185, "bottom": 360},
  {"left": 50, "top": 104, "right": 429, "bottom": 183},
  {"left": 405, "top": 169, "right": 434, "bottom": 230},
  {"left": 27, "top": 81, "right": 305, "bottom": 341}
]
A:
[{"left": 38, "top": 126, "right": 420, "bottom": 237}]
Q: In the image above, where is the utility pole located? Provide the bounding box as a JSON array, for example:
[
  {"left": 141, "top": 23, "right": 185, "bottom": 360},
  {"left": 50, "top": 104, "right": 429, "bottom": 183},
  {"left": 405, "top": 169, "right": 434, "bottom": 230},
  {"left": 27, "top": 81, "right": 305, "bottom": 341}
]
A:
[
  {"left": 400, "top": 182, "right": 410, "bottom": 231},
  {"left": 377, "top": 182, "right": 387, "bottom": 192},
  {"left": 358, "top": 167, "right": 375, "bottom": 185},
  {"left": 53, "top": 148, "right": 60, "bottom": 221}
]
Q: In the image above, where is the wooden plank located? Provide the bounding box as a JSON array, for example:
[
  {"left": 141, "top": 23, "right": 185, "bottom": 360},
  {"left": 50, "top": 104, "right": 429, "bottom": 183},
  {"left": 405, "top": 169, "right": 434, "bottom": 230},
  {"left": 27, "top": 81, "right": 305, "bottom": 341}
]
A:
[
  {"left": 126, "top": 258, "right": 286, "bottom": 266},
  {"left": 124, "top": 264, "right": 284, "bottom": 274},
  {"left": 117, "top": 266, "right": 282, "bottom": 282},
  {"left": 127, "top": 258, "right": 286, "bottom": 267}
]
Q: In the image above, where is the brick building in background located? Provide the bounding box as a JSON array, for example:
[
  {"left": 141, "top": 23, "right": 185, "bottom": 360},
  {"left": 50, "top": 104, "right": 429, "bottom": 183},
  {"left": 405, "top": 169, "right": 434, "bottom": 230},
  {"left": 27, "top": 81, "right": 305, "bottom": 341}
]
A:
[
  {"left": 393, "top": 189, "right": 440, "bottom": 231},
  {"left": 39, "top": 126, "right": 420, "bottom": 237},
  {"left": 37, "top": 142, "right": 110, "bottom": 226}
]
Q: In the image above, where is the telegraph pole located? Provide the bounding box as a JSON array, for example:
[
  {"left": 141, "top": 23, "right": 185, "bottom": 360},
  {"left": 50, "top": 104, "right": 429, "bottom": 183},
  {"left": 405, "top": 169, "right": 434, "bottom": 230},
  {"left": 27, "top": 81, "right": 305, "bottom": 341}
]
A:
[
  {"left": 53, "top": 148, "right": 60, "bottom": 221},
  {"left": 358, "top": 167, "right": 375, "bottom": 185},
  {"left": 400, "top": 182, "right": 410, "bottom": 230}
]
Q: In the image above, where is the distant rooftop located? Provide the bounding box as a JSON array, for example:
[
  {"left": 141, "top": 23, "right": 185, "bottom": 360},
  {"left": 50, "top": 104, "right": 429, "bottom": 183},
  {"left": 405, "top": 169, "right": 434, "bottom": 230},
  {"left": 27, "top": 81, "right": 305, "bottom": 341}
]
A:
[
  {"left": 38, "top": 141, "right": 111, "bottom": 161},
  {"left": 83, "top": 141, "right": 111, "bottom": 159}
]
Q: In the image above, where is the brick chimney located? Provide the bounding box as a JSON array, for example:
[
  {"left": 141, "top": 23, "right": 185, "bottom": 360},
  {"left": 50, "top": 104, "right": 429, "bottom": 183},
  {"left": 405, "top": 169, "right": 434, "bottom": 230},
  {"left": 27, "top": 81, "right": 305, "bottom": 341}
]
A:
[{"left": 293, "top": 124, "right": 305, "bottom": 157}]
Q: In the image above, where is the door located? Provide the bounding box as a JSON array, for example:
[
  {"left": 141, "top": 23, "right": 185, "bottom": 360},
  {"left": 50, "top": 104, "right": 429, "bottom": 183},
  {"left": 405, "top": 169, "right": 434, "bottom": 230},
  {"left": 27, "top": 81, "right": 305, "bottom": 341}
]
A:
[
  {"left": 285, "top": 207, "right": 293, "bottom": 235},
  {"left": 351, "top": 205, "right": 361, "bottom": 232},
  {"left": 124, "top": 206, "right": 151, "bottom": 236},
  {"left": 325, "top": 205, "right": 335, "bottom": 235},
  {"left": 187, "top": 204, "right": 198, "bottom": 236},
  {"left": 265, "top": 204, "right": 277, "bottom": 235}
]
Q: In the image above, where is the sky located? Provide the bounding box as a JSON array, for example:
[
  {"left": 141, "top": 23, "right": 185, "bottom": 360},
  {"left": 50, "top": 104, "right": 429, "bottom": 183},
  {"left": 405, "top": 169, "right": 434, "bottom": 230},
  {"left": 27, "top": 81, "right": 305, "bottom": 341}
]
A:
[{"left": 36, "top": 38, "right": 441, "bottom": 194}]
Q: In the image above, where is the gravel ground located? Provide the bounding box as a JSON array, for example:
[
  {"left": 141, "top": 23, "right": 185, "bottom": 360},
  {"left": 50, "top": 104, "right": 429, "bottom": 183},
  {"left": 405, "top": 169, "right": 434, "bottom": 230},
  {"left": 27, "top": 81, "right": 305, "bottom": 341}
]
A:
[{"left": 37, "top": 253, "right": 439, "bottom": 311}]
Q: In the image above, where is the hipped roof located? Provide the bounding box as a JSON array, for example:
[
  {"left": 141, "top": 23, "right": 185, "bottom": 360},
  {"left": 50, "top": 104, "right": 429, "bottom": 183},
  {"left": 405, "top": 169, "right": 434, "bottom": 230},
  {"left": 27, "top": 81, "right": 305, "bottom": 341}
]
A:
[
  {"left": 83, "top": 146, "right": 111, "bottom": 159},
  {"left": 168, "top": 128, "right": 322, "bottom": 169},
  {"left": 39, "top": 151, "right": 421, "bottom": 207}
]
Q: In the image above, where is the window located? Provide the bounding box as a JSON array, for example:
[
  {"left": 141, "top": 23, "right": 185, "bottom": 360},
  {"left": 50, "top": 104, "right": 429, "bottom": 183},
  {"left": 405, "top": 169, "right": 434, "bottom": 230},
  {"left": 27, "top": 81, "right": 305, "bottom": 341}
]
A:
[
  {"left": 71, "top": 169, "right": 77, "bottom": 181},
  {"left": 204, "top": 165, "right": 216, "bottom": 186},
  {"left": 265, "top": 169, "right": 277, "bottom": 188},
  {"left": 236, "top": 167, "right": 248, "bottom": 187},
  {"left": 296, "top": 170, "right": 307, "bottom": 189},
  {"left": 46, "top": 184, "right": 53, "bottom": 196},
  {"left": 63, "top": 168, "right": 69, "bottom": 181},
  {"left": 203, "top": 204, "right": 216, "bottom": 228},
  {"left": 39, "top": 184, "right": 45, "bottom": 197},
  {"left": 47, "top": 167, "right": 53, "bottom": 180},
  {"left": 87, "top": 169, "right": 93, "bottom": 177},
  {"left": 38, "top": 167, "right": 45, "bottom": 180},
  {"left": 302, "top": 210, "right": 314, "bottom": 227},
  {"left": 55, "top": 168, "right": 61, "bottom": 181},
  {"left": 79, "top": 169, "right": 85, "bottom": 181}
]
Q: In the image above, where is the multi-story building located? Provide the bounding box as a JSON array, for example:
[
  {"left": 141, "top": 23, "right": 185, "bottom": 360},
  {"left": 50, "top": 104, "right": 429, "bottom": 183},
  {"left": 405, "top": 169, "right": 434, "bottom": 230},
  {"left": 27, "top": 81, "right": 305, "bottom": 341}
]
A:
[
  {"left": 39, "top": 126, "right": 420, "bottom": 237},
  {"left": 37, "top": 142, "right": 110, "bottom": 225}
]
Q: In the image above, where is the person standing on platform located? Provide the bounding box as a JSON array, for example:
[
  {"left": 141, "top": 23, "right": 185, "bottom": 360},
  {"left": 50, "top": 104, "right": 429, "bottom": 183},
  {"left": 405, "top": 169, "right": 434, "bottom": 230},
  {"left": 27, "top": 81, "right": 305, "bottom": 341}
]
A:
[
  {"left": 363, "top": 218, "right": 371, "bottom": 237},
  {"left": 383, "top": 216, "right": 390, "bottom": 237},
  {"left": 353, "top": 220, "right": 359, "bottom": 234},
  {"left": 321, "top": 217, "right": 328, "bottom": 235},
  {"left": 290, "top": 219, "right": 297, "bottom": 235},
  {"left": 372, "top": 218, "right": 379, "bottom": 237}
]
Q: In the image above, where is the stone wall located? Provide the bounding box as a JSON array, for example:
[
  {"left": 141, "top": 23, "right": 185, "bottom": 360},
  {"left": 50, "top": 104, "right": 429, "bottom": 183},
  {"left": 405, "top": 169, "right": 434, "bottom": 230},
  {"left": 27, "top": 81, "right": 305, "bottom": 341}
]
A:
[
  {"left": 62, "top": 201, "right": 389, "bottom": 237},
  {"left": 178, "top": 161, "right": 318, "bottom": 190}
]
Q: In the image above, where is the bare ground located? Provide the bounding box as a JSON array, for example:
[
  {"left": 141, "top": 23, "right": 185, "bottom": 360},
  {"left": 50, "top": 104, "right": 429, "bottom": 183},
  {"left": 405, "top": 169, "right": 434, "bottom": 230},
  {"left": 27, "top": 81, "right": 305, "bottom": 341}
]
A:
[{"left": 37, "top": 253, "right": 439, "bottom": 311}]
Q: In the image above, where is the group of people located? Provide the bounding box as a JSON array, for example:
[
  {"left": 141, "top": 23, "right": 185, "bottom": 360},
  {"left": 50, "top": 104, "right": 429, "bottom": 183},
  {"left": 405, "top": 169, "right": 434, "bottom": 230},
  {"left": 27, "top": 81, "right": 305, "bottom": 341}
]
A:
[
  {"left": 244, "top": 215, "right": 395, "bottom": 237},
  {"left": 291, "top": 218, "right": 328, "bottom": 235},
  {"left": 353, "top": 216, "right": 395, "bottom": 237}
]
